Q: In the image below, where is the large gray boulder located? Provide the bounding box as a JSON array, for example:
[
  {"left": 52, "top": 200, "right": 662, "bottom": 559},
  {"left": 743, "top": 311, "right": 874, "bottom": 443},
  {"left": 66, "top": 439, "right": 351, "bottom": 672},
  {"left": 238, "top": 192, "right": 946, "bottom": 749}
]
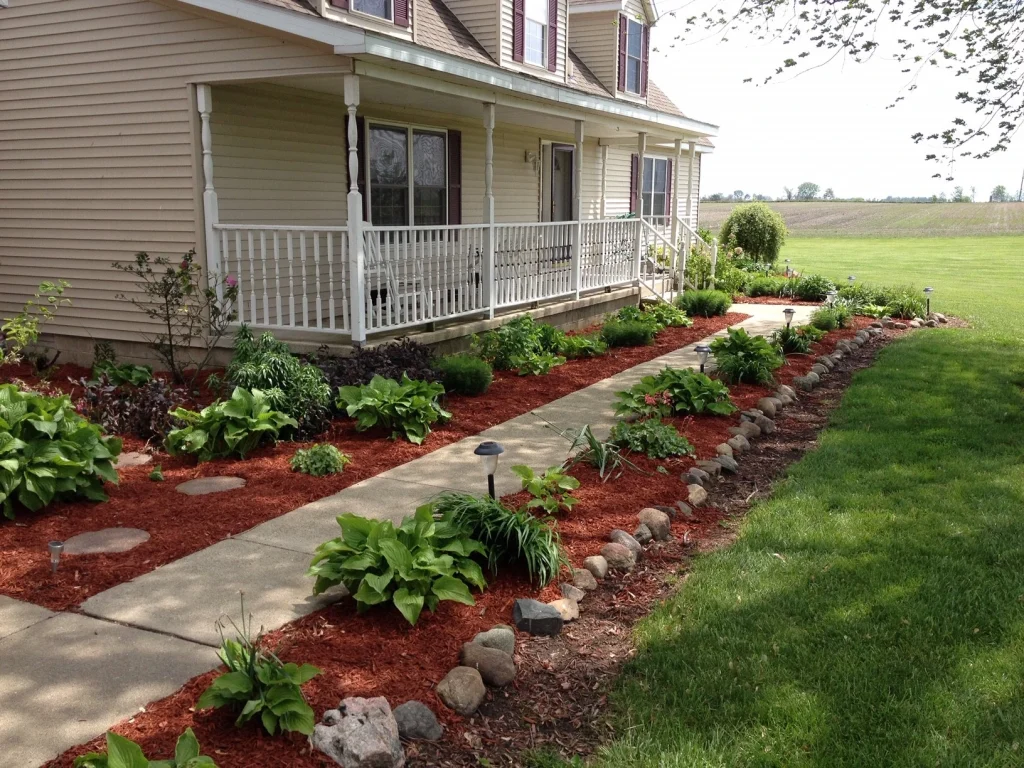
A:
[
  {"left": 573, "top": 567, "right": 598, "bottom": 591},
  {"left": 436, "top": 667, "right": 487, "bottom": 715},
  {"left": 472, "top": 625, "right": 515, "bottom": 656},
  {"left": 609, "top": 529, "right": 642, "bottom": 558},
  {"left": 756, "top": 397, "right": 777, "bottom": 418},
  {"left": 687, "top": 483, "right": 708, "bottom": 507},
  {"left": 638, "top": 507, "right": 671, "bottom": 541},
  {"left": 312, "top": 697, "right": 405, "bottom": 768},
  {"left": 512, "top": 598, "right": 563, "bottom": 636},
  {"left": 600, "top": 542, "right": 636, "bottom": 570},
  {"left": 392, "top": 701, "right": 442, "bottom": 741},
  {"left": 583, "top": 555, "right": 608, "bottom": 580},
  {"left": 460, "top": 642, "right": 516, "bottom": 686},
  {"left": 714, "top": 455, "right": 739, "bottom": 473}
]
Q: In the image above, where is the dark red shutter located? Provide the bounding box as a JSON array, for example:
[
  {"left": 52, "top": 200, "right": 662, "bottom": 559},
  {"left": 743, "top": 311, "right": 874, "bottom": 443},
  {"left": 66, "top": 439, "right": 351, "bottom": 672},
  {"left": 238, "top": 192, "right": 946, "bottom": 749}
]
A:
[
  {"left": 447, "top": 130, "right": 462, "bottom": 225},
  {"left": 512, "top": 0, "right": 525, "bottom": 62},
  {"left": 345, "top": 117, "right": 369, "bottom": 220},
  {"left": 665, "top": 159, "right": 673, "bottom": 219},
  {"left": 329, "top": 0, "right": 348, "bottom": 9},
  {"left": 547, "top": 0, "right": 558, "bottom": 72},
  {"left": 617, "top": 15, "right": 627, "bottom": 91},
  {"left": 630, "top": 153, "right": 639, "bottom": 215},
  {"left": 640, "top": 24, "right": 649, "bottom": 96},
  {"left": 394, "top": 0, "right": 409, "bottom": 27}
]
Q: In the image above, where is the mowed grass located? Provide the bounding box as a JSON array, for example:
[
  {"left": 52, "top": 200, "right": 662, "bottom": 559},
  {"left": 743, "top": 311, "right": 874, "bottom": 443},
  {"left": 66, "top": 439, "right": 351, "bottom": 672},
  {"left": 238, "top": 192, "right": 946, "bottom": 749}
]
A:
[{"left": 545, "top": 237, "right": 1024, "bottom": 767}]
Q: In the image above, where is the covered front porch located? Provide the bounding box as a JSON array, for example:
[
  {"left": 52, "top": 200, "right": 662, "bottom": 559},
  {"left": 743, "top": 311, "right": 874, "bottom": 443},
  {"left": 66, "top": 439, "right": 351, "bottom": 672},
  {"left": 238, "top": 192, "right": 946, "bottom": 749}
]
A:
[{"left": 195, "top": 69, "right": 716, "bottom": 344}]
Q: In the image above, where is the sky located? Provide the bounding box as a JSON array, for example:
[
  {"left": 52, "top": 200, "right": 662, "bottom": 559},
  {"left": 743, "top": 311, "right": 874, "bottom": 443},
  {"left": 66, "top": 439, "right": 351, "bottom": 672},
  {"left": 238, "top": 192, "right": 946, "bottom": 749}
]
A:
[{"left": 649, "top": 7, "right": 1024, "bottom": 201}]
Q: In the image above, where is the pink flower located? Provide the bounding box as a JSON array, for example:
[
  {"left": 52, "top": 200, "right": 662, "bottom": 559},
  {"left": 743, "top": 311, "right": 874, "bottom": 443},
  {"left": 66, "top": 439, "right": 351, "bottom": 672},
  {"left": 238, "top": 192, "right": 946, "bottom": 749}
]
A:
[
  {"left": 225, "top": 275, "right": 238, "bottom": 288},
  {"left": 644, "top": 394, "right": 657, "bottom": 406}
]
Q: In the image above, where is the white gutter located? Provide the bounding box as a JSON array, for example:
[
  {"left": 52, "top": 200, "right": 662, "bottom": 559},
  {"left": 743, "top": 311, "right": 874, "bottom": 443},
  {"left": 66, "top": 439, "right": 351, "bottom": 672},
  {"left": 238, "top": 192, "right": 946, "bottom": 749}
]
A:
[
  {"left": 567, "top": 1, "right": 624, "bottom": 14},
  {"left": 173, "top": 0, "right": 366, "bottom": 49}
]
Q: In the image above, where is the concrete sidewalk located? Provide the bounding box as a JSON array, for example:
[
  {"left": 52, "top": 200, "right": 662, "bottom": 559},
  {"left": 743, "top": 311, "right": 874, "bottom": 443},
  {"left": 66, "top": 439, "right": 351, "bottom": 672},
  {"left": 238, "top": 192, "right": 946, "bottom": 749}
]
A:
[{"left": 1, "top": 302, "right": 809, "bottom": 766}]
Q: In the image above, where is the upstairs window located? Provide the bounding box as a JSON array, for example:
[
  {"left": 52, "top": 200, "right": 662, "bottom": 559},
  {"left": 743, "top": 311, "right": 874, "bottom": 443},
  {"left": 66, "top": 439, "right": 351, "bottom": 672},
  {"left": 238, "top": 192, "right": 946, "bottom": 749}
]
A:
[
  {"left": 514, "top": 0, "right": 557, "bottom": 72},
  {"left": 618, "top": 15, "right": 649, "bottom": 96},
  {"left": 353, "top": 0, "right": 392, "bottom": 20},
  {"left": 524, "top": 0, "right": 548, "bottom": 67}
]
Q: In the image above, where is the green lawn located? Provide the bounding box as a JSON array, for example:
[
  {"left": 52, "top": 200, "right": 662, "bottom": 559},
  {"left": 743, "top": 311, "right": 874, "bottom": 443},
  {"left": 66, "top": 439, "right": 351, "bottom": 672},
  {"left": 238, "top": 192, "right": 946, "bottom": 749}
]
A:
[{"left": 561, "top": 238, "right": 1024, "bottom": 767}]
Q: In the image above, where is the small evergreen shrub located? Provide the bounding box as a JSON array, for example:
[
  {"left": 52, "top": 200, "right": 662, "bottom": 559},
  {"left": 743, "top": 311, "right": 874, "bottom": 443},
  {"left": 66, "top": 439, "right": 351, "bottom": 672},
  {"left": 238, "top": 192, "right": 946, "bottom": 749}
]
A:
[
  {"left": 810, "top": 303, "right": 853, "bottom": 331},
  {"left": 610, "top": 419, "right": 695, "bottom": 459},
  {"left": 719, "top": 202, "right": 788, "bottom": 264},
  {"left": 434, "top": 354, "right": 493, "bottom": 396},
  {"left": 710, "top": 327, "right": 783, "bottom": 385},
  {"left": 744, "top": 275, "right": 791, "bottom": 298},
  {"left": 291, "top": 444, "right": 350, "bottom": 476},
  {"left": 675, "top": 289, "right": 731, "bottom": 317},
  {"left": 794, "top": 274, "right": 836, "bottom": 301},
  {"left": 601, "top": 319, "right": 656, "bottom": 347}
]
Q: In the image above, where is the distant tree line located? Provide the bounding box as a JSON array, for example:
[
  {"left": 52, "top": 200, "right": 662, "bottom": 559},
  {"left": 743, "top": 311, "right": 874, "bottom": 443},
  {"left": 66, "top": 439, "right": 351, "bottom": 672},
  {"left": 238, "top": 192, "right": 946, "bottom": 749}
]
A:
[{"left": 702, "top": 181, "right": 1024, "bottom": 203}]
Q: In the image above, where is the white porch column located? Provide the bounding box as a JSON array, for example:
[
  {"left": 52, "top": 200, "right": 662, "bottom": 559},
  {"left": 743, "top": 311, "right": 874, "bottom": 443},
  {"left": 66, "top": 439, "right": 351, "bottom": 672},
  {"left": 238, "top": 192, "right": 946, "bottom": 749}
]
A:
[
  {"left": 670, "top": 138, "right": 682, "bottom": 247},
  {"left": 599, "top": 144, "right": 609, "bottom": 219},
  {"left": 634, "top": 131, "right": 647, "bottom": 281},
  {"left": 345, "top": 74, "right": 367, "bottom": 345},
  {"left": 685, "top": 141, "right": 697, "bottom": 231},
  {"left": 483, "top": 102, "right": 496, "bottom": 318},
  {"left": 196, "top": 85, "right": 222, "bottom": 299},
  {"left": 572, "top": 119, "right": 584, "bottom": 299}
]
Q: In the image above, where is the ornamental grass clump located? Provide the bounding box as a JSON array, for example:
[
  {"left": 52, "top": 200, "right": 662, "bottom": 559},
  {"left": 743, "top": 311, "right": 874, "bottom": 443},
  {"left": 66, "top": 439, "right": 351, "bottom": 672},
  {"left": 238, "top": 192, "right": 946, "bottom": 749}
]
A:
[
  {"left": 308, "top": 506, "right": 488, "bottom": 625},
  {"left": 770, "top": 325, "right": 813, "bottom": 355},
  {"left": 710, "top": 327, "right": 784, "bottom": 386},
  {"left": 563, "top": 424, "right": 641, "bottom": 482},
  {"left": 0, "top": 385, "right": 122, "bottom": 519},
  {"left": 433, "top": 353, "right": 493, "bottom": 396},
  {"left": 290, "top": 444, "right": 350, "bottom": 477},
  {"left": 601, "top": 318, "right": 656, "bottom": 347},
  {"left": 335, "top": 374, "right": 449, "bottom": 445},
  {"left": 675, "top": 289, "right": 731, "bottom": 317},
  {"left": 431, "top": 491, "right": 566, "bottom": 586}
]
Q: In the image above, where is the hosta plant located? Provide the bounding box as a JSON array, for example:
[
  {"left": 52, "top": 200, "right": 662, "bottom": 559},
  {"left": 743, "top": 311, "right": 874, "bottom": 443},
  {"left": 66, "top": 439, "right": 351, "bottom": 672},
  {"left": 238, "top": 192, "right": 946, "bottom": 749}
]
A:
[
  {"left": 336, "top": 374, "right": 449, "bottom": 445},
  {"left": 0, "top": 385, "right": 122, "bottom": 519},
  {"left": 308, "top": 506, "right": 488, "bottom": 625},
  {"left": 613, "top": 367, "right": 737, "bottom": 419},
  {"left": 198, "top": 602, "right": 320, "bottom": 736},
  {"left": 643, "top": 302, "right": 692, "bottom": 329},
  {"left": 511, "top": 464, "right": 581, "bottom": 515},
  {"left": 165, "top": 387, "right": 297, "bottom": 462},
  {"left": 91, "top": 360, "right": 154, "bottom": 387},
  {"left": 431, "top": 492, "right": 566, "bottom": 586},
  {"left": 74, "top": 729, "right": 216, "bottom": 768},
  {"left": 290, "top": 444, "right": 351, "bottom": 477},
  {"left": 710, "top": 327, "right": 784, "bottom": 385},
  {"left": 556, "top": 333, "right": 607, "bottom": 360},
  {"left": 609, "top": 419, "right": 695, "bottom": 459}
]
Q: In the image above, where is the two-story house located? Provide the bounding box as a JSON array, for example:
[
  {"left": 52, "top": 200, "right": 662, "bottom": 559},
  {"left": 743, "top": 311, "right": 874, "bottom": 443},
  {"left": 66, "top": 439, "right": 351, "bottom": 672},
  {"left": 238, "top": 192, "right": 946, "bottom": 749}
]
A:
[{"left": 0, "top": 0, "right": 717, "bottom": 358}]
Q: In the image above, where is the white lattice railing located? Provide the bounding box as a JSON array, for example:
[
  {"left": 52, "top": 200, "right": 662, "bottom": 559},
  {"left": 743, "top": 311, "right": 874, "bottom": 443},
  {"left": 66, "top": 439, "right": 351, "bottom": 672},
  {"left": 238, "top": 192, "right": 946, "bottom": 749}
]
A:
[
  {"left": 214, "top": 224, "right": 350, "bottom": 331},
  {"left": 639, "top": 219, "right": 682, "bottom": 302},
  {"left": 493, "top": 221, "right": 575, "bottom": 308}
]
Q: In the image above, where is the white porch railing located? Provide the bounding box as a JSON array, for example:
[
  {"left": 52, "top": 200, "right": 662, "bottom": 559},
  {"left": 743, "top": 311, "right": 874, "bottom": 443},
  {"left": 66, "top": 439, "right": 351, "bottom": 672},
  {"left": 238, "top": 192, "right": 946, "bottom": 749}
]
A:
[{"left": 212, "top": 217, "right": 644, "bottom": 340}]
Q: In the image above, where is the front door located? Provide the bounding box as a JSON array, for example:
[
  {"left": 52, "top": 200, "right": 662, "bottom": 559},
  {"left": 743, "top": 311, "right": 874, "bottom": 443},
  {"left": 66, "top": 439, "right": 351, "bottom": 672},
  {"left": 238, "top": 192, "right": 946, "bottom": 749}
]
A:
[{"left": 549, "top": 145, "right": 574, "bottom": 222}]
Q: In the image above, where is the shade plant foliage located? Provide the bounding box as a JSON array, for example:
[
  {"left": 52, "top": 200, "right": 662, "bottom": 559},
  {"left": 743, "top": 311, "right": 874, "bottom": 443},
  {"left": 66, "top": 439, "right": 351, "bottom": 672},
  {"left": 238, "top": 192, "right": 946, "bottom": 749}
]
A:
[
  {"left": 675, "top": 289, "right": 731, "bottom": 318},
  {"left": 609, "top": 419, "right": 695, "bottom": 459},
  {"left": 0, "top": 385, "right": 121, "bottom": 519},
  {"left": 73, "top": 728, "right": 217, "bottom": 768},
  {"left": 472, "top": 315, "right": 570, "bottom": 374},
  {"left": 290, "top": 444, "right": 350, "bottom": 477},
  {"left": 335, "top": 374, "right": 450, "bottom": 445},
  {"left": 710, "top": 327, "right": 784, "bottom": 386},
  {"left": 614, "top": 367, "right": 737, "bottom": 419},
  {"left": 511, "top": 464, "right": 581, "bottom": 515}
]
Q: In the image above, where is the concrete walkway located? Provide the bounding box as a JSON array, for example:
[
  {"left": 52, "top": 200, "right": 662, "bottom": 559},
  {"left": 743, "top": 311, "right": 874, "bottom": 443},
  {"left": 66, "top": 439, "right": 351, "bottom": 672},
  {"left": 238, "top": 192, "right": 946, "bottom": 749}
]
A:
[{"left": 0, "top": 303, "right": 810, "bottom": 766}]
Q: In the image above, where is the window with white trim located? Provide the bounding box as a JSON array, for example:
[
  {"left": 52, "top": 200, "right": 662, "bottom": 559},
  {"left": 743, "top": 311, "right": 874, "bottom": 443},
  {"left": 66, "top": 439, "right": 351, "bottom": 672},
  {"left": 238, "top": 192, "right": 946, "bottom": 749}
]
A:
[
  {"left": 524, "top": 0, "right": 548, "bottom": 67},
  {"left": 368, "top": 123, "right": 448, "bottom": 226},
  {"left": 625, "top": 18, "right": 643, "bottom": 94},
  {"left": 642, "top": 157, "right": 668, "bottom": 217},
  {"left": 353, "top": 0, "right": 392, "bottom": 21}
]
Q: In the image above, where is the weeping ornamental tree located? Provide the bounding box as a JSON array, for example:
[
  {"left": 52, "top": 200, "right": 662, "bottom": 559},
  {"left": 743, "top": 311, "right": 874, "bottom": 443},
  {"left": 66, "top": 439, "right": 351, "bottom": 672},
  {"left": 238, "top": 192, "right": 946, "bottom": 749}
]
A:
[{"left": 719, "top": 202, "right": 788, "bottom": 265}]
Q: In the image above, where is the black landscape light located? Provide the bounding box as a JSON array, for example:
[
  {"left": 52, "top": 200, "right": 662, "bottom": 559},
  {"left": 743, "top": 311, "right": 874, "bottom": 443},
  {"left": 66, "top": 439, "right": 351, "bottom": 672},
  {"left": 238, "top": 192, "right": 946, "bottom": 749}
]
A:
[
  {"left": 924, "top": 286, "right": 934, "bottom": 315},
  {"left": 474, "top": 441, "right": 505, "bottom": 499},
  {"left": 694, "top": 344, "right": 711, "bottom": 373},
  {"left": 784, "top": 258, "right": 792, "bottom": 277},
  {"left": 783, "top": 307, "right": 796, "bottom": 328}
]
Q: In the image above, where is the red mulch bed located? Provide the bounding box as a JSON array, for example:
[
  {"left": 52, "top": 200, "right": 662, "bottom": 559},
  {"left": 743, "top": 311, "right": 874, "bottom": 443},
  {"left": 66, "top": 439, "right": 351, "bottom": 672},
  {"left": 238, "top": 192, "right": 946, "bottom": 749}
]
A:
[
  {"left": 0, "top": 314, "right": 746, "bottom": 611},
  {"left": 734, "top": 296, "right": 821, "bottom": 305},
  {"left": 45, "top": 321, "right": 876, "bottom": 768}
]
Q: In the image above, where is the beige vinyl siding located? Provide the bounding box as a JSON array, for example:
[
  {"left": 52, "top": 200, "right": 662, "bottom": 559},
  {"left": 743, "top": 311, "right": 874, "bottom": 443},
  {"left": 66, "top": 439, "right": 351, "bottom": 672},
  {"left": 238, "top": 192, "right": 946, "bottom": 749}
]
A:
[
  {"left": 0, "top": 0, "right": 349, "bottom": 342},
  {"left": 500, "top": 0, "right": 567, "bottom": 82},
  {"left": 568, "top": 11, "right": 617, "bottom": 92},
  {"left": 622, "top": 0, "right": 647, "bottom": 22},
  {"left": 441, "top": 0, "right": 500, "bottom": 61}
]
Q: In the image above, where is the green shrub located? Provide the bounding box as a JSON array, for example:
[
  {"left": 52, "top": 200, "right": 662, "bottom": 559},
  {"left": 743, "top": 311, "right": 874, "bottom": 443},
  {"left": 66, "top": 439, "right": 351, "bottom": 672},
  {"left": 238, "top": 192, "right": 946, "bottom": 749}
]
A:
[
  {"left": 91, "top": 360, "right": 153, "bottom": 387},
  {"left": 336, "top": 374, "right": 450, "bottom": 445},
  {"left": 770, "top": 325, "right": 813, "bottom": 355},
  {"left": 307, "top": 506, "right": 488, "bottom": 625},
  {"left": 290, "top": 444, "right": 350, "bottom": 476},
  {"left": 614, "top": 367, "right": 737, "bottom": 419},
  {"left": 74, "top": 728, "right": 216, "bottom": 768},
  {"left": 472, "top": 315, "right": 567, "bottom": 375},
  {"left": 794, "top": 274, "right": 836, "bottom": 301},
  {"left": 744, "top": 275, "right": 791, "bottom": 298},
  {"left": 838, "top": 283, "right": 924, "bottom": 318},
  {"left": 799, "top": 323, "right": 826, "bottom": 342},
  {"left": 511, "top": 464, "right": 581, "bottom": 515},
  {"left": 675, "top": 289, "right": 731, "bottom": 317},
  {"left": 0, "top": 385, "right": 122, "bottom": 519},
  {"left": 556, "top": 333, "right": 607, "bottom": 359},
  {"left": 1, "top": 280, "right": 71, "bottom": 366},
  {"left": 710, "top": 327, "right": 783, "bottom": 385},
  {"left": 217, "top": 327, "right": 332, "bottom": 438},
  {"left": 198, "top": 602, "right": 320, "bottom": 736},
  {"left": 684, "top": 248, "right": 714, "bottom": 290},
  {"left": 879, "top": 286, "right": 926, "bottom": 318},
  {"left": 166, "top": 387, "right": 296, "bottom": 461},
  {"left": 644, "top": 302, "right": 692, "bottom": 328},
  {"left": 810, "top": 303, "right": 853, "bottom": 331},
  {"left": 431, "top": 492, "right": 565, "bottom": 586},
  {"left": 609, "top": 419, "right": 695, "bottom": 459},
  {"left": 719, "top": 202, "right": 788, "bottom": 264},
  {"left": 514, "top": 350, "right": 566, "bottom": 376},
  {"left": 434, "top": 354, "right": 493, "bottom": 396},
  {"left": 563, "top": 424, "right": 641, "bottom": 482},
  {"left": 601, "top": 319, "right": 656, "bottom": 347},
  {"left": 714, "top": 261, "right": 748, "bottom": 297}
]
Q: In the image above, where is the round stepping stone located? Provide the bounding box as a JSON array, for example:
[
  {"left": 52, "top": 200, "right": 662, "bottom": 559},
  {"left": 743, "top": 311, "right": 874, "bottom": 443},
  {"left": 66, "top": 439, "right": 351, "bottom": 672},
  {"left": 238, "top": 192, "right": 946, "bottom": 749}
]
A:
[
  {"left": 115, "top": 451, "right": 152, "bottom": 469},
  {"left": 63, "top": 527, "right": 150, "bottom": 555},
  {"left": 175, "top": 476, "right": 246, "bottom": 496}
]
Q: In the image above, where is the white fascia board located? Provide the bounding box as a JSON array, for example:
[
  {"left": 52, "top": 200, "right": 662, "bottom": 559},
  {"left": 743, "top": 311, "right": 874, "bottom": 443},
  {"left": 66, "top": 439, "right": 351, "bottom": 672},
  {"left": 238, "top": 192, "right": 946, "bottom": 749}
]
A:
[
  {"left": 567, "top": 1, "right": 624, "bottom": 15},
  {"left": 346, "top": 34, "right": 719, "bottom": 136},
  {"left": 172, "top": 0, "right": 366, "bottom": 50}
]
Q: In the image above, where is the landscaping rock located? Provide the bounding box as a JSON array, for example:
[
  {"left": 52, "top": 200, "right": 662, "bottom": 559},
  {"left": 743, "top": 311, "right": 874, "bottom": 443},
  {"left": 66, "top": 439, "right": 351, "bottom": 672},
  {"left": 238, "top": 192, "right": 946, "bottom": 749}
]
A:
[
  {"left": 931, "top": 312, "right": 948, "bottom": 323},
  {"left": 312, "top": 696, "right": 405, "bottom": 768},
  {"left": 436, "top": 667, "right": 487, "bottom": 715},
  {"left": 715, "top": 442, "right": 734, "bottom": 457},
  {"left": 756, "top": 397, "right": 777, "bottom": 418},
  {"left": 683, "top": 470, "right": 706, "bottom": 488},
  {"left": 793, "top": 375, "right": 816, "bottom": 392},
  {"left": 695, "top": 460, "right": 722, "bottom": 477},
  {"left": 727, "top": 435, "right": 750, "bottom": 454},
  {"left": 460, "top": 642, "right": 517, "bottom": 686},
  {"left": 115, "top": 451, "right": 152, "bottom": 469},
  {"left": 883, "top": 319, "right": 896, "bottom": 329},
  {"left": 754, "top": 415, "right": 776, "bottom": 435},
  {"left": 472, "top": 625, "right": 515, "bottom": 656},
  {"left": 815, "top": 356, "right": 834, "bottom": 370},
  {"left": 926, "top": 319, "right": 938, "bottom": 327},
  {"left": 811, "top": 363, "right": 829, "bottom": 377},
  {"left": 583, "top": 555, "right": 608, "bottom": 580},
  {"left": 740, "top": 409, "right": 763, "bottom": 423},
  {"left": 561, "top": 583, "right": 586, "bottom": 603},
  {"left": 547, "top": 598, "right": 580, "bottom": 622},
  {"left": 392, "top": 701, "right": 442, "bottom": 741},
  {"left": 573, "top": 568, "right": 598, "bottom": 591},
  {"left": 777, "top": 384, "right": 797, "bottom": 400},
  {"left": 600, "top": 542, "right": 636, "bottom": 571},
  {"left": 687, "top": 483, "right": 708, "bottom": 507},
  {"left": 175, "top": 476, "right": 246, "bottom": 496},
  {"left": 63, "top": 528, "right": 150, "bottom": 556},
  {"left": 676, "top": 500, "right": 694, "bottom": 519},
  {"left": 856, "top": 331, "right": 870, "bottom": 343},
  {"left": 609, "top": 529, "right": 642, "bottom": 558},
  {"left": 638, "top": 508, "right": 671, "bottom": 541},
  {"left": 512, "top": 599, "right": 563, "bottom": 636},
  {"left": 653, "top": 504, "right": 677, "bottom": 518},
  {"left": 894, "top": 322, "right": 908, "bottom": 330},
  {"left": 632, "top": 523, "right": 653, "bottom": 545},
  {"left": 870, "top": 321, "right": 883, "bottom": 328},
  {"left": 729, "top": 422, "right": 761, "bottom": 440},
  {"left": 774, "top": 392, "right": 793, "bottom": 406},
  {"left": 714, "top": 455, "right": 739, "bottom": 473},
  {"left": 909, "top": 319, "right": 922, "bottom": 328}
]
